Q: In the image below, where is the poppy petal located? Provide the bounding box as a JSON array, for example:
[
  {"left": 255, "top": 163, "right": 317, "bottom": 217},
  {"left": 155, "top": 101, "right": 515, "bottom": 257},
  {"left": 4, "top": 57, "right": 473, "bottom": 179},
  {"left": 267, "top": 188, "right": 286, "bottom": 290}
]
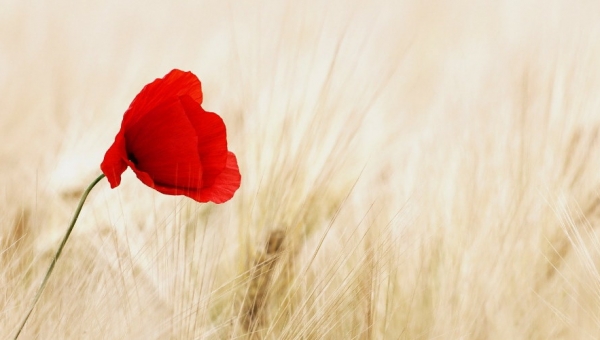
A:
[
  {"left": 100, "top": 131, "right": 128, "bottom": 188},
  {"left": 125, "top": 98, "right": 204, "bottom": 192},
  {"left": 197, "top": 152, "right": 241, "bottom": 203},
  {"left": 152, "top": 152, "right": 240, "bottom": 203},
  {"left": 179, "top": 95, "right": 228, "bottom": 188},
  {"left": 123, "top": 69, "right": 203, "bottom": 128}
]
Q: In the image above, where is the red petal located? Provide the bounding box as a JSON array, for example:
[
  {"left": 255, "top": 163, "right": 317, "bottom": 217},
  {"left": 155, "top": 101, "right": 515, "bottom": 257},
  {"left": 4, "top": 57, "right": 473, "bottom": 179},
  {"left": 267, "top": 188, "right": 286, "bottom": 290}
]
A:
[
  {"left": 123, "top": 69, "right": 203, "bottom": 129},
  {"left": 179, "top": 95, "right": 228, "bottom": 188},
  {"left": 100, "top": 131, "right": 128, "bottom": 188},
  {"left": 196, "top": 152, "right": 241, "bottom": 203},
  {"left": 125, "top": 98, "right": 204, "bottom": 192}
]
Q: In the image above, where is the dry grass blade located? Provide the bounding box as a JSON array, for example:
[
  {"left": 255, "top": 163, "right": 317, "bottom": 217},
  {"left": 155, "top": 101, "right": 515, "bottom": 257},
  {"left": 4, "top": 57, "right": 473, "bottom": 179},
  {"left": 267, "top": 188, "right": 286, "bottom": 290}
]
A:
[{"left": 241, "top": 229, "right": 286, "bottom": 337}]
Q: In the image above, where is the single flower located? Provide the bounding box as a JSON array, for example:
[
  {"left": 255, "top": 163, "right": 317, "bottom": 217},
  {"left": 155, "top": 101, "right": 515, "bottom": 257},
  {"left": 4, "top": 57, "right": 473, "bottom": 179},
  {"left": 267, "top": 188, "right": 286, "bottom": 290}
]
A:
[{"left": 101, "top": 69, "right": 241, "bottom": 203}]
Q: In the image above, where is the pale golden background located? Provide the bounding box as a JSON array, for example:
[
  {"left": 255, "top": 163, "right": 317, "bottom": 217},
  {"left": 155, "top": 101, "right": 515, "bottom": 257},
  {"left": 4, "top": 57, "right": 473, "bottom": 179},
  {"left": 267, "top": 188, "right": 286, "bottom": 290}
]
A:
[{"left": 2, "top": 0, "right": 600, "bottom": 338}]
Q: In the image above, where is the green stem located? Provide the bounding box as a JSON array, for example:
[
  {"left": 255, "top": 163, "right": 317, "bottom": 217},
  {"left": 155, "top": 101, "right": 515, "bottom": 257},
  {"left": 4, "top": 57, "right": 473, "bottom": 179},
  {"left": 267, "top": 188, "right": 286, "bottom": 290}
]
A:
[{"left": 13, "top": 173, "right": 106, "bottom": 340}]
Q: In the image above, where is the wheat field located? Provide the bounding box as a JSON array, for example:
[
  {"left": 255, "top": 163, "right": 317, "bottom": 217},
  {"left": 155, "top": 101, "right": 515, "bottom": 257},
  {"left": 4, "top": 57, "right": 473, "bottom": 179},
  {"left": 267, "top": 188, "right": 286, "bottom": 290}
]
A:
[{"left": 2, "top": 0, "right": 600, "bottom": 339}]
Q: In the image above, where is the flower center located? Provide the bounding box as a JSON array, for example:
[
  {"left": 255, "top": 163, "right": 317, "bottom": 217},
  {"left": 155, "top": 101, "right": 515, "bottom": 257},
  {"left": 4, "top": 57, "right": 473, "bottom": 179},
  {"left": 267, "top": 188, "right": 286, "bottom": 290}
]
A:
[{"left": 128, "top": 152, "right": 138, "bottom": 165}]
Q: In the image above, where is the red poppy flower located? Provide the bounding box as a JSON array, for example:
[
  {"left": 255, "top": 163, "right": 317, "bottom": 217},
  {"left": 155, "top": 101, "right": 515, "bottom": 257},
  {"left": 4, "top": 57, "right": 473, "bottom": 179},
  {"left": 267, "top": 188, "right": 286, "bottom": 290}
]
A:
[{"left": 101, "top": 69, "right": 241, "bottom": 203}]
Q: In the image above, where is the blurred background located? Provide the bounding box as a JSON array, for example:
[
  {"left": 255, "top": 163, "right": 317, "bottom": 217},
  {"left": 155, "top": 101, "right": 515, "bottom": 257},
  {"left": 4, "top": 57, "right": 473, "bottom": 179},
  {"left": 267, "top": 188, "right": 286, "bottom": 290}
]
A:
[{"left": 2, "top": 0, "right": 600, "bottom": 338}]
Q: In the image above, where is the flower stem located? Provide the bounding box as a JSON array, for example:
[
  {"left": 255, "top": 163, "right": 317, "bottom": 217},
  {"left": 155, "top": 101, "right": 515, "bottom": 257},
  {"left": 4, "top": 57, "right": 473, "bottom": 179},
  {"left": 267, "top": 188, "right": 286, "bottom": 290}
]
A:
[{"left": 13, "top": 173, "right": 106, "bottom": 340}]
